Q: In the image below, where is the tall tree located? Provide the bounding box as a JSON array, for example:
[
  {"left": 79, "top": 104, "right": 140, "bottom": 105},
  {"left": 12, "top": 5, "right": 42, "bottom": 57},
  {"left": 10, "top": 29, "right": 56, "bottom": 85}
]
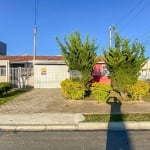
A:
[
  {"left": 104, "top": 33, "right": 147, "bottom": 100},
  {"left": 56, "top": 32, "right": 98, "bottom": 89}
]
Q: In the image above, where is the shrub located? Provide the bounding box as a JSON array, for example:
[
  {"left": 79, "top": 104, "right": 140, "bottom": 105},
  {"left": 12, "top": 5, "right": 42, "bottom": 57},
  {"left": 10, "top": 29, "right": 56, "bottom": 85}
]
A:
[
  {"left": 1, "top": 82, "right": 12, "bottom": 93},
  {"left": 71, "top": 77, "right": 81, "bottom": 83},
  {"left": 61, "top": 79, "right": 72, "bottom": 98},
  {"left": 0, "top": 82, "right": 12, "bottom": 96},
  {"left": 0, "top": 85, "right": 5, "bottom": 96},
  {"left": 61, "top": 79, "right": 85, "bottom": 100},
  {"left": 91, "top": 82, "right": 111, "bottom": 103},
  {"left": 127, "top": 80, "right": 149, "bottom": 100}
]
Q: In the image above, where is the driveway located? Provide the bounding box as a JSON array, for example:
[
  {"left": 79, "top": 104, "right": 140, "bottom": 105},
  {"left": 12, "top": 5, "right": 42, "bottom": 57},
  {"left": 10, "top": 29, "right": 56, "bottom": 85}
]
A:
[
  {"left": 0, "top": 89, "right": 109, "bottom": 114},
  {"left": 0, "top": 89, "right": 150, "bottom": 114}
]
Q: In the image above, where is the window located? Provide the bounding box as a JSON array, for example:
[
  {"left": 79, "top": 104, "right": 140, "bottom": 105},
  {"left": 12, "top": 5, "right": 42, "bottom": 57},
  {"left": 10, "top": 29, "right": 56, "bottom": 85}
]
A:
[{"left": 0, "top": 66, "right": 6, "bottom": 76}]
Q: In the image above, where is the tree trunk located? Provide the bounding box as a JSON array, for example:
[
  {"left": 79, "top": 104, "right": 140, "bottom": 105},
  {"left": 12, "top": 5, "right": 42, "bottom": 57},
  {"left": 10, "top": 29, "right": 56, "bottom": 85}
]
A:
[
  {"left": 120, "top": 92, "right": 128, "bottom": 101},
  {"left": 109, "top": 90, "right": 122, "bottom": 101}
]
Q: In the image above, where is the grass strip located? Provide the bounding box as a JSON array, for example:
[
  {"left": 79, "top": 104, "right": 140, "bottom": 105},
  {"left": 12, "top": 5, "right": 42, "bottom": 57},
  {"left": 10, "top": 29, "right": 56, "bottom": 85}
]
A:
[
  {"left": 84, "top": 113, "right": 150, "bottom": 122},
  {"left": 0, "top": 89, "right": 30, "bottom": 105}
]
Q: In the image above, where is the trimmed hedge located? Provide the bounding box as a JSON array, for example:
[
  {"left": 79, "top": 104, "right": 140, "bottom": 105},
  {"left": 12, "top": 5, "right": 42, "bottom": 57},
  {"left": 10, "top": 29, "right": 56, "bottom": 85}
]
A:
[
  {"left": 127, "top": 80, "right": 149, "bottom": 100},
  {"left": 61, "top": 79, "right": 85, "bottom": 100},
  {"left": 0, "top": 82, "right": 12, "bottom": 96},
  {"left": 91, "top": 82, "right": 111, "bottom": 103}
]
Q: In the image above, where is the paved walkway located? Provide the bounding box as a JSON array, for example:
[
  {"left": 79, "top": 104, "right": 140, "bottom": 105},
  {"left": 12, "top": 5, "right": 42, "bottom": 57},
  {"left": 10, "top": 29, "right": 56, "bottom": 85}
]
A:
[
  {"left": 0, "top": 89, "right": 149, "bottom": 131},
  {"left": 0, "top": 89, "right": 150, "bottom": 114}
]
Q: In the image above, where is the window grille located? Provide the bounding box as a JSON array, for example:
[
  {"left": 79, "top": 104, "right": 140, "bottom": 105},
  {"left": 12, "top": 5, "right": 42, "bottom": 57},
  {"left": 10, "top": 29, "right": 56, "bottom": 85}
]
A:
[{"left": 0, "top": 66, "right": 6, "bottom": 76}]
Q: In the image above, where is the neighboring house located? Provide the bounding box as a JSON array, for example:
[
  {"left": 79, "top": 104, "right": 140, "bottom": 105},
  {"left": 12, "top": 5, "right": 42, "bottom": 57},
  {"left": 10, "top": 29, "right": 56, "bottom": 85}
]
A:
[
  {"left": 92, "top": 62, "right": 110, "bottom": 84},
  {"left": 0, "top": 55, "right": 69, "bottom": 88},
  {"left": 33, "top": 57, "right": 69, "bottom": 88},
  {"left": 0, "top": 55, "right": 111, "bottom": 88},
  {"left": 139, "top": 59, "right": 150, "bottom": 80},
  {"left": 0, "top": 55, "right": 147, "bottom": 88}
]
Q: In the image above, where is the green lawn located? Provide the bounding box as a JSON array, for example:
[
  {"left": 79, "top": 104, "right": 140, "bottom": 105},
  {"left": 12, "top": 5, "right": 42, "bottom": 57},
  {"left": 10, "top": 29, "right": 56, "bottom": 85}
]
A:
[
  {"left": 0, "top": 89, "right": 30, "bottom": 105},
  {"left": 84, "top": 113, "right": 150, "bottom": 122},
  {"left": 83, "top": 89, "right": 150, "bottom": 122}
]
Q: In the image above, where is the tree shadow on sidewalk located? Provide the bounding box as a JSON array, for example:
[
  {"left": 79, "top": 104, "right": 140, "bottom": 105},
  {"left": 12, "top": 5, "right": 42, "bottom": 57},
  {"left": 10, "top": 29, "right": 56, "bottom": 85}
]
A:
[{"left": 106, "top": 98, "right": 134, "bottom": 150}]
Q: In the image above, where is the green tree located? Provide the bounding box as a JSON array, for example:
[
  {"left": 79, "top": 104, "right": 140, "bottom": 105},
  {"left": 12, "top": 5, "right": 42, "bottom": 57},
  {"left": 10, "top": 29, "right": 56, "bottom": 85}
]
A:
[
  {"left": 56, "top": 32, "right": 98, "bottom": 89},
  {"left": 104, "top": 33, "right": 147, "bottom": 100}
]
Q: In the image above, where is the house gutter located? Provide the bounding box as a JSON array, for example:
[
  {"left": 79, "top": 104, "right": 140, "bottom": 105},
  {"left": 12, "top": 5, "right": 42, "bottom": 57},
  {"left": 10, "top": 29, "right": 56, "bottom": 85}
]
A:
[{"left": 33, "top": 60, "right": 66, "bottom": 65}]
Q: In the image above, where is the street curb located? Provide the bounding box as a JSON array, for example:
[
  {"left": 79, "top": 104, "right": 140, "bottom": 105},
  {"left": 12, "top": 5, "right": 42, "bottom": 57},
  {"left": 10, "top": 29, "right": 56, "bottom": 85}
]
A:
[
  {"left": 0, "top": 122, "right": 150, "bottom": 131},
  {"left": 79, "top": 122, "right": 150, "bottom": 130}
]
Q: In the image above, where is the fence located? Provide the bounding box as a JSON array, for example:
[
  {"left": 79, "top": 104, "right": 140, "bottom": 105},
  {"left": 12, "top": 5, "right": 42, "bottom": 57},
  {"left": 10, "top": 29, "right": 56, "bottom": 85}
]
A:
[{"left": 10, "top": 67, "right": 33, "bottom": 88}]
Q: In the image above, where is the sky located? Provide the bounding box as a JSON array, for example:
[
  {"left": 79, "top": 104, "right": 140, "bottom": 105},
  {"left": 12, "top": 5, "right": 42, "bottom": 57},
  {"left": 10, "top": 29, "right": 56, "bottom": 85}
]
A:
[{"left": 0, "top": 0, "right": 150, "bottom": 56}]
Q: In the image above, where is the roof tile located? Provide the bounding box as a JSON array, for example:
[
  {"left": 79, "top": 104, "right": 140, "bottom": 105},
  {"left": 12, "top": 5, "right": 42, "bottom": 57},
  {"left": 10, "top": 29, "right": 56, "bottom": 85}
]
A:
[{"left": 0, "top": 55, "right": 64, "bottom": 61}]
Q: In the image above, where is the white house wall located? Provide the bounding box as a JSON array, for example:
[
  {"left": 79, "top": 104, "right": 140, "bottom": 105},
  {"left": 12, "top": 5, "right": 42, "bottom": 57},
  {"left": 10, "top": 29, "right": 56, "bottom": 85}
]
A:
[
  {"left": 139, "top": 60, "right": 150, "bottom": 80},
  {"left": 34, "top": 64, "right": 69, "bottom": 88},
  {"left": 0, "top": 60, "right": 9, "bottom": 82}
]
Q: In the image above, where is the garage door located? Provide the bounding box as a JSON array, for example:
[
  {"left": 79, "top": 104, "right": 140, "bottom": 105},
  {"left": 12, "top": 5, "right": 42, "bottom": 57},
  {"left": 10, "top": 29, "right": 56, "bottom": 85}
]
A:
[{"left": 34, "top": 64, "right": 69, "bottom": 88}]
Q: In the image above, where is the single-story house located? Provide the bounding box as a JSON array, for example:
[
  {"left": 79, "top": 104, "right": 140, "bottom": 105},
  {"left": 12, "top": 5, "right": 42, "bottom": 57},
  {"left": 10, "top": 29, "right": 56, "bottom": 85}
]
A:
[
  {"left": 0, "top": 55, "right": 110, "bottom": 88},
  {"left": 139, "top": 60, "right": 150, "bottom": 80}
]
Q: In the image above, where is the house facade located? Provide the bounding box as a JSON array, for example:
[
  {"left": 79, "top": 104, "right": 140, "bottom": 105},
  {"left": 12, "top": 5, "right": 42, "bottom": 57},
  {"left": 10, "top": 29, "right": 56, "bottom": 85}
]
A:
[
  {"left": 92, "top": 62, "right": 110, "bottom": 84},
  {"left": 0, "top": 55, "right": 111, "bottom": 88},
  {"left": 33, "top": 59, "right": 69, "bottom": 88},
  {"left": 1, "top": 55, "right": 148, "bottom": 88},
  {"left": 0, "top": 55, "right": 69, "bottom": 88},
  {"left": 139, "top": 60, "right": 150, "bottom": 80}
]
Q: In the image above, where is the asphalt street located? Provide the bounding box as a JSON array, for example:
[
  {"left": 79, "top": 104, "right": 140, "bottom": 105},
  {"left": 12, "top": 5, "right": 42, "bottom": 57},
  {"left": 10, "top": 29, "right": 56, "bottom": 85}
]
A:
[{"left": 0, "top": 130, "right": 149, "bottom": 150}]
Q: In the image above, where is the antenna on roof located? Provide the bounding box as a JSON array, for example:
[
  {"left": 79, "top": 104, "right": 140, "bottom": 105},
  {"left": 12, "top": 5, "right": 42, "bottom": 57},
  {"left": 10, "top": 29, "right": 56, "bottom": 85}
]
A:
[{"left": 33, "top": 0, "right": 37, "bottom": 61}]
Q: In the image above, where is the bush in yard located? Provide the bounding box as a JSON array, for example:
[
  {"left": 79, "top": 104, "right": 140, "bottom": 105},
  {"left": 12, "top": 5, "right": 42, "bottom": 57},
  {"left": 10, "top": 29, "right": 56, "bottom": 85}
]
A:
[
  {"left": 61, "top": 79, "right": 85, "bottom": 100},
  {"left": 61, "top": 79, "right": 72, "bottom": 98},
  {"left": 127, "top": 80, "right": 149, "bottom": 100},
  {"left": 104, "top": 32, "right": 147, "bottom": 101},
  {"left": 91, "top": 82, "right": 111, "bottom": 103},
  {"left": 0, "top": 85, "right": 5, "bottom": 96},
  {"left": 0, "top": 82, "right": 12, "bottom": 94},
  {"left": 56, "top": 32, "right": 98, "bottom": 90},
  {"left": 0, "top": 82, "right": 12, "bottom": 96}
]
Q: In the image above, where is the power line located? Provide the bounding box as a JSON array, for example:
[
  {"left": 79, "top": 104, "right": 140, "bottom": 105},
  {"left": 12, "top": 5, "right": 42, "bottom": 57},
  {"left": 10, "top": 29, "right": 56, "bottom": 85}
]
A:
[
  {"left": 118, "top": 0, "right": 150, "bottom": 30},
  {"left": 137, "top": 30, "right": 150, "bottom": 46},
  {"left": 139, "top": 35, "right": 150, "bottom": 42},
  {"left": 138, "top": 30, "right": 150, "bottom": 40},
  {"left": 139, "top": 36, "right": 150, "bottom": 46},
  {"left": 132, "top": 1, "right": 150, "bottom": 19},
  {"left": 123, "top": 0, "right": 144, "bottom": 19},
  {"left": 141, "top": 40, "right": 150, "bottom": 47},
  {"left": 117, "top": 0, "right": 144, "bottom": 27},
  {"left": 114, "top": 0, "right": 150, "bottom": 50}
]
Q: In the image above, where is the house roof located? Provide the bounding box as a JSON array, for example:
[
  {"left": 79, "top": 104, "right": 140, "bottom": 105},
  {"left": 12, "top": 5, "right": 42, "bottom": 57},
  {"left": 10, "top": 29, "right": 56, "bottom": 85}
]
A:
[
  {"left": 0, "top": 55, "right": 104, "bottom": 62},
  {"left": 97, "top": 56, "right": 105, "bottom": 62},
  {"left": 0, "top": 55, "right": 64, "bottom": 62}
]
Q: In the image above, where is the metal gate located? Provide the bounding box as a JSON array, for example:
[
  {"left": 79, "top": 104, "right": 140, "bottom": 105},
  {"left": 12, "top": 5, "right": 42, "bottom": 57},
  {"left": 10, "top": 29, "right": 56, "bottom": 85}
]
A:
[
  {"left": 34, "top": 64, "right": 69, "bottom": 88},
  {"left": 10, "top": 67, "right": 32, "bottom": 88}
]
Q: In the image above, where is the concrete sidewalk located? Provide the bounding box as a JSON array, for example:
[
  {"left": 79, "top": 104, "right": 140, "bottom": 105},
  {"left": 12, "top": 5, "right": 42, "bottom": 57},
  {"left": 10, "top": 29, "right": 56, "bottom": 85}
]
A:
[
  {"left": 0, "top": 89, "right": 150, "bottom": 131},
  {"left": 0, "top": 113, "right": 150, "bottom": 131}
]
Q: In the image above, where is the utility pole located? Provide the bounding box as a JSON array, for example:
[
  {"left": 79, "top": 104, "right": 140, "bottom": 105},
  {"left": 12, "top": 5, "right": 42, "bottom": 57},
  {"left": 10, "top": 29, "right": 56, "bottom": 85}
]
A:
[
  {"left": 33, "top": 26, "right": 37, "bottom": 61},
  {"left": 33, "top": 0, "right": 37, "bottom": 88},
  {"left": 109, "top": 25, "right": 115, "bottom": 48},
  {"left": 33, "top": 0, "right": 37, "bottom": 61}
]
